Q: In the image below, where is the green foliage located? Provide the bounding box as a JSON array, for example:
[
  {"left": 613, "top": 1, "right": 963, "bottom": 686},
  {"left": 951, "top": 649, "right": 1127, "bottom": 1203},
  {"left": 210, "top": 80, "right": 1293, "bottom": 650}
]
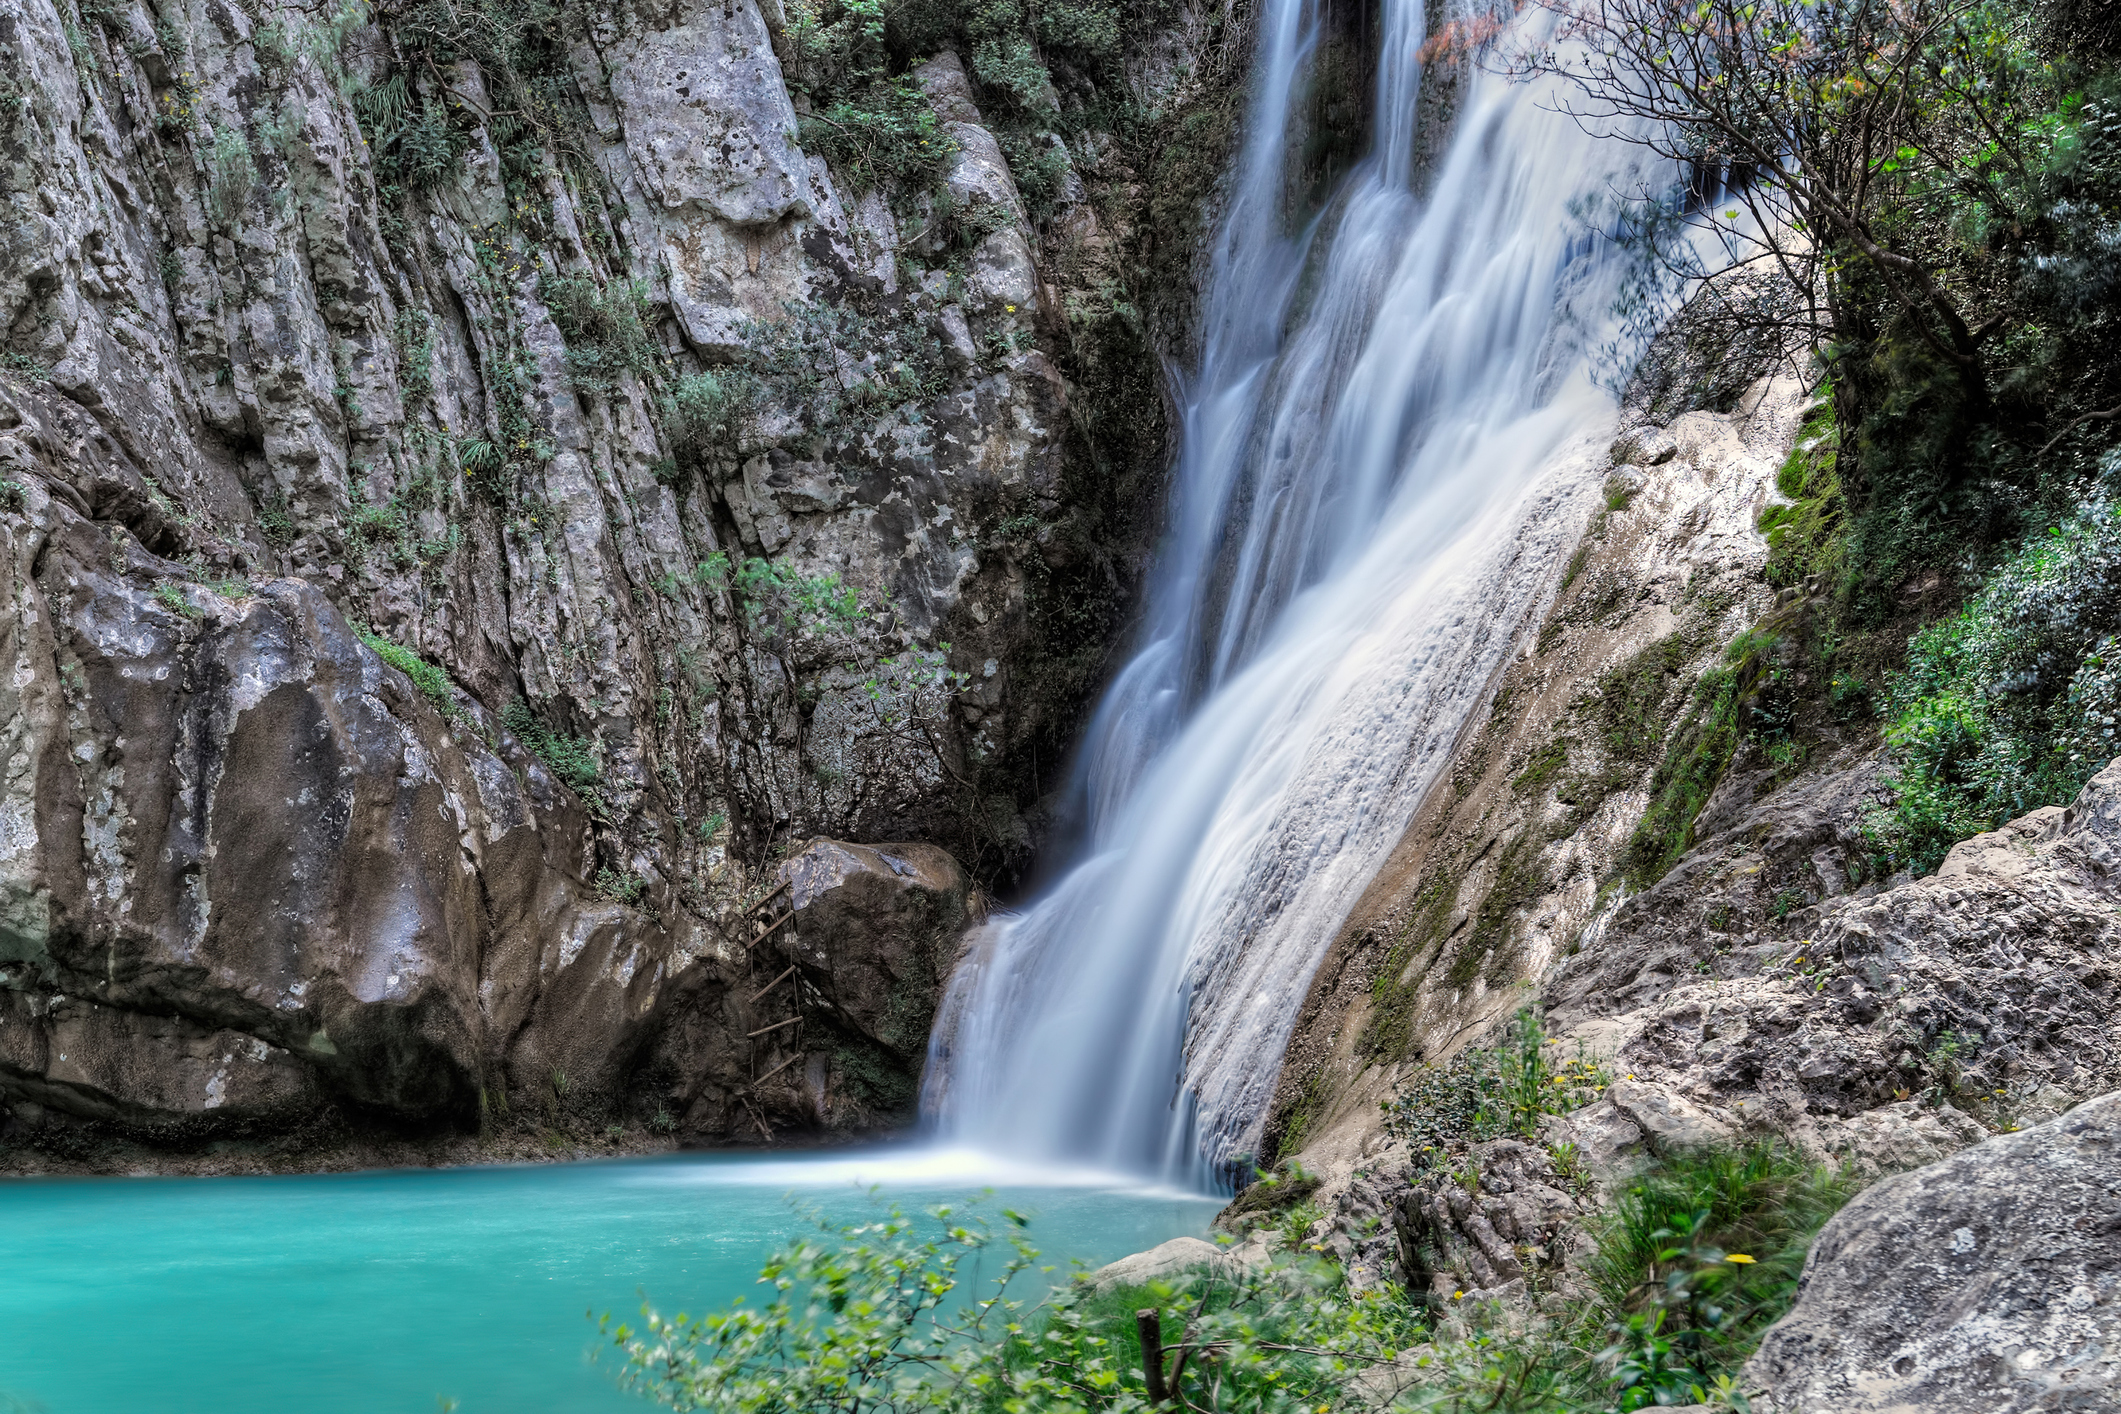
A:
[
  {"left": 659, "top": 372, "right": 755, "bottom": 466},
  {"left": 392, "top": 307, "right": 437, "bottom": 409},
  {"left": 152, "top": 582, "right": 202, "bottom": 619},
  {"left": 729, "top": 556, "right": 866, "bottom": 636},
  {"left": 1223, "top": 1161, "right": 1322, "bottom": 1231},
  {"left": 540, "top": 273, "right": 657, "bottom": 395},
  {"left": 741, "top": 298, "right": 952, "bottom": 435},
  {"left": 0, "top": 353, "right": 47, "bottom": 383},
  {"left": 594, "top": 867, "right": 648, "bottom": 907},
  {"left": 1870, "top": 499, "right": 2121, "bottom": 873},
  {"left": 799, "top": 78, "right": 957, "bottom": 196},
  {"left": 599, "top": 1199, "right": 1421, "bottom": 1414},
  {"left": 351, "top": 0, "right": 588, "bottom": 224},
  {"left": 353, "top": 623, "right": 459, "bottom": 717},
  {"left": 1574, "top": 1143, "right": 1856, "bottom": 1407},
  {"left": 1380, "top": 1010, "right": 1610, "bottom": 1175},
  {"left": 597, "top": 1149, "right": 1848, "bottom": 1414},
  {"left": 207, "top": 127, "right": 257, "bottom": 226},
  {"left": 502, "top": 698, "right": 605, "bottom": 805}
]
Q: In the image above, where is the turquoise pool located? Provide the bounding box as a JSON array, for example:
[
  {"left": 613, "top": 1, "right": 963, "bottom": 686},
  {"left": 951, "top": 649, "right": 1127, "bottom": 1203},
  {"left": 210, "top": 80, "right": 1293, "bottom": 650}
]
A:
[{"left": 0, "top": 1148, "right": 1222, "bottom": 1413}]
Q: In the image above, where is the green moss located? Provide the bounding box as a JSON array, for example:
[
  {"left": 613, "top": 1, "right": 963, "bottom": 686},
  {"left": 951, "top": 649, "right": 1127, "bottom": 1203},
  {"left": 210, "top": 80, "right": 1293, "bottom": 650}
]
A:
[
  {"left": 1594, "top": 633, "right": 1691, "bottom": 760},
  {"left": 1510, "top": 738, "right": 1572, "bottom": 794},
  {"left": 1358, "top": 882, "right": 1453, "bottom": 1063},
  {"left": 1758, "top": 401, "right": 1844, "bottom": 591},
  {"left": 1448, "top": 833, "right": 1549, "bottom": 986},
  {"left": 1619, "top": 660, "right": 1745, "bottom": 890}
]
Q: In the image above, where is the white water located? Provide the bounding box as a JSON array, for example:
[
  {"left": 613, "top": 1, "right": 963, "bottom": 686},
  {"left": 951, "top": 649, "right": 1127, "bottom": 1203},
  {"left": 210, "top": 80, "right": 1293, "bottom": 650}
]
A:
[{"left": 925, "top": 1, "right": 1650, "bottom": 1186}]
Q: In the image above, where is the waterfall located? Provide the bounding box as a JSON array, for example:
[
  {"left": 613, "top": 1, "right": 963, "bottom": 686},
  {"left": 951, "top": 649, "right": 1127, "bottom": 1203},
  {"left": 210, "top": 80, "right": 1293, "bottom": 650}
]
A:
[{"left": 924, "top": 0, "right": 1649, "bottom": 1187}]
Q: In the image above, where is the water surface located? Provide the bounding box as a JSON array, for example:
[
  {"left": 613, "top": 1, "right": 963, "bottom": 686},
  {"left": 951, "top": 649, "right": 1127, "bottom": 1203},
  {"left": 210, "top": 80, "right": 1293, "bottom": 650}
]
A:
[{"left": 0, "top": 1148, "right": 1219, "bottom": 1414}]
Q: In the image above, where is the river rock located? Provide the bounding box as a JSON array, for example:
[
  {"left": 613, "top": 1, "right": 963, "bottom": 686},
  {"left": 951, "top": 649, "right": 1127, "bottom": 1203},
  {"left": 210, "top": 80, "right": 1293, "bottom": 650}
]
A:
[
  {"left": 1745, "top": 1090, "right": 2121, "bottom": 1411},
  {"left": 1081, "top": 1236, "right": 1239, "bottom": 1293}
]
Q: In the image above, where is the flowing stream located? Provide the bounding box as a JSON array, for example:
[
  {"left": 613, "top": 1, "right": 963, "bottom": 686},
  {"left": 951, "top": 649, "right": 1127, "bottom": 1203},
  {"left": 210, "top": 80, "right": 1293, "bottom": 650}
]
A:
[{"left": 926, "top": 0, "right": 1643, "bottom": 1183}]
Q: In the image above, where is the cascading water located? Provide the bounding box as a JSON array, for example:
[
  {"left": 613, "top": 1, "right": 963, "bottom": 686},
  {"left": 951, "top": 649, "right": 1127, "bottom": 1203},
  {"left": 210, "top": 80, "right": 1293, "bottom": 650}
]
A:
[{"left": 925, "top": 0, "right": 1654, "bottom": 1186}]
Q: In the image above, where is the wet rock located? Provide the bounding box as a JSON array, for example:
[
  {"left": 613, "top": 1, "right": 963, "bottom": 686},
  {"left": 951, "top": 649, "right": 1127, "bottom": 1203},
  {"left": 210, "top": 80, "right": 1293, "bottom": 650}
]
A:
[
  {"left": 0, "top": 505, "right": 686, "bottom": 1133},
  {"left": 776, "top": 838, "right": 982, "bottom": 1070},
  {"left": 1746, "top": 1090, "right": 2121, "bottom": 1412}
]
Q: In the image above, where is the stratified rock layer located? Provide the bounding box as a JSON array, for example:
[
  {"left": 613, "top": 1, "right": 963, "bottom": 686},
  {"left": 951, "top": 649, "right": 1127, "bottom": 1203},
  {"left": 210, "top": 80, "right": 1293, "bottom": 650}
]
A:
[{"left": 1747, "top": 1091, "right": 2121, "bottom": 1412}]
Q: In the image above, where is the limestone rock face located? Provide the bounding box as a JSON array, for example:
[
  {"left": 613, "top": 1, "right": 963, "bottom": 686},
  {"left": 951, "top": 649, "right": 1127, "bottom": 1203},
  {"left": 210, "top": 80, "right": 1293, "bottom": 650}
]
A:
[
  {"left": 1393, "top": 1139, "right": 1582, "bottom": 1300},
  {"left": 1545, "top": 757, "right": 2121, "bottom": 1151},
  {"left": 1746, "top": 1091, "right": 2121, "bottom": 1412},
  {"left": 0, "top": 485, "right": 698, "bottom": 1135},
  {"left": 634, "top": 835, "right": 979, "bottom": 1139},
  {"left": 0, "top": 0, "right": 1222, "bottom": 1159}
]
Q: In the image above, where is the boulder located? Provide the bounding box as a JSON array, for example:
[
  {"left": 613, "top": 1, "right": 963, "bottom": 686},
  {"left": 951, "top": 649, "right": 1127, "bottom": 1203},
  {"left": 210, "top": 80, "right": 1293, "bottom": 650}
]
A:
[
  {"left": 1746, "top": 1091, "right": 2121, "bottom": 1411},
  {"left": 1081, "top": 1236, "right": 1239, "bottom": 1294},
  {"left": 705, "top": 838, "right": 981, "bottom": 1131}
]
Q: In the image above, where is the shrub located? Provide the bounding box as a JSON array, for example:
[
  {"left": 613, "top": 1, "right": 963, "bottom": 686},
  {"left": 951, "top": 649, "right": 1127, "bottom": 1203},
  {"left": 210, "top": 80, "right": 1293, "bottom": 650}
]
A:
[
  {"left": 1573, "top": 1142, "right": 1856, "bottom": 1406},
  {"left": 594, "top": 1149, "right": 1854, "bottom": 1414},
  {"left": 1872, "top": 499, "right": 2121, "bottom": 873},
  {"left": 660, "top": 371, "right": 755, "bottom": 465},
  {"left": 207, "top": 127, "right": 257, "bottom": 226},
  {"left": 798, "top": 78, "right": 956, "bottom": 196},
  {"left": 1380, "top": 1009, "right": 1610, "bottom": 1174},
  {"left": 598, "top": 1200, "right": 1421, "bottom": 1414},
  {"left": 540, "top": 273, "right": 657, "bottom": 394}
]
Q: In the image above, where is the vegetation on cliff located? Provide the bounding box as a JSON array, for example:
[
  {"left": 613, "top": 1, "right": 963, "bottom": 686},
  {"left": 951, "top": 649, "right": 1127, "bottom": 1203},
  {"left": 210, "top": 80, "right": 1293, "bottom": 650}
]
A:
[{"left": 1534, "top": 0, "right": 2121, "bottom": 882}]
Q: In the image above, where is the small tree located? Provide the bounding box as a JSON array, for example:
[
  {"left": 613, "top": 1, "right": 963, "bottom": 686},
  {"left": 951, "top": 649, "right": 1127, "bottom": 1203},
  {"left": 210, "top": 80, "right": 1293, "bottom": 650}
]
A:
[{"left": 1519, "top": 0, "right": 2066, "bottom": 409}]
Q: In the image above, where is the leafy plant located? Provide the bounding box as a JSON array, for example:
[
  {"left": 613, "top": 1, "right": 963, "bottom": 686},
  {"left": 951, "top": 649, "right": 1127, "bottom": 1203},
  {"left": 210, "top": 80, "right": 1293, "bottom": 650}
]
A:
[
  {"left": 1381, "top": 1009, "right": 1610, "bottom": 1175},
  {"left": 540, "top": 273, "right": 657, "bottom": 395},
  {"left": 353, "top": 623, "right": 459, "bottom": 718},
  {"left": 152, "top": 582, "right": 202, "bottom": 619},
  {"left": 502, "top": 698, "right": 606, "bottom": 810},
  {"left": 1870, "top": 500, "right": 2121, "bottom": 873},
  {"left": 599, "top": 1199, "right": 1421, "bottom": 1414}
]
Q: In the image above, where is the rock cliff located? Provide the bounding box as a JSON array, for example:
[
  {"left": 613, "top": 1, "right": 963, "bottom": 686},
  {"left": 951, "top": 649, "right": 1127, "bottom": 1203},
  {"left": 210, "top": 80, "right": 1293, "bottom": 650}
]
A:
[{"left": 0, "top": 0, "right": 1244, "bottom": 1163}]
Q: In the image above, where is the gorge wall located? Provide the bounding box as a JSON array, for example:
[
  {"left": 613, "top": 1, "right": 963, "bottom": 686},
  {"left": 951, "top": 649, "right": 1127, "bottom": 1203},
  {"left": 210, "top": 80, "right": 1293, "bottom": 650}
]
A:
[{"left": 0, "top": 0, "right": 1247, "bottom": 1165}]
